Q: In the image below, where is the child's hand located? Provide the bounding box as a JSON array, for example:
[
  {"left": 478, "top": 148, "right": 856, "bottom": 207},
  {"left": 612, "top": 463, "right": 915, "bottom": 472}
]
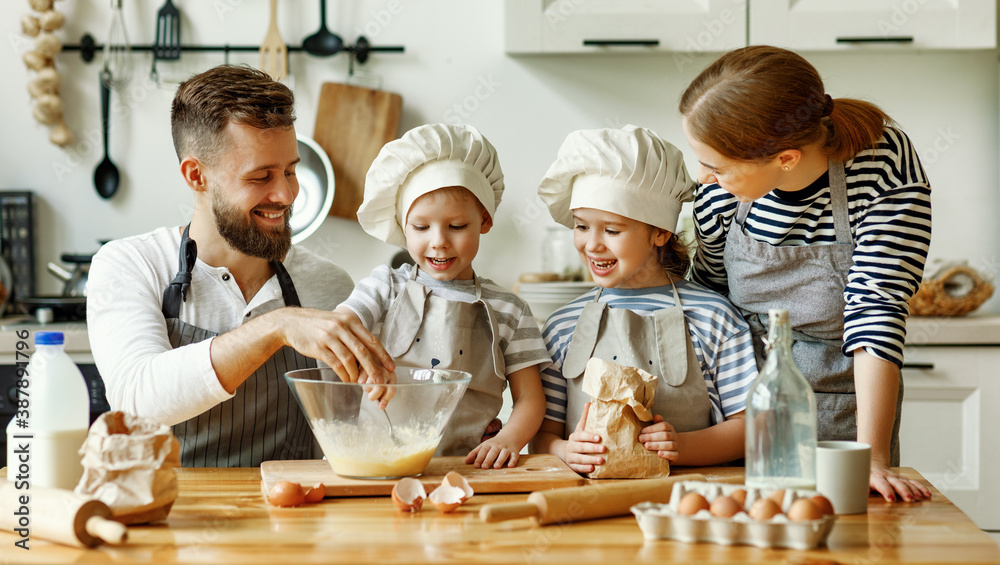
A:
[
  {"left": 564, "top": 402, "right": 605, "bottom": 474},
  {"left": 465, "top": 435, "right": 523, "bottom": 469},
  {"left": 359, "top": 369, "right": 397, "bottom": 409},
  {"left": 638, "top": 415, "right": 679, "bottom": 462}
]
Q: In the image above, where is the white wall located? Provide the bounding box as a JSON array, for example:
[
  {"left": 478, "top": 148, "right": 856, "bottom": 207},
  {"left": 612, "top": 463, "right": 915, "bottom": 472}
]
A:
[{"left": 2, "top": 1, "right": 998, "bottom": 313}]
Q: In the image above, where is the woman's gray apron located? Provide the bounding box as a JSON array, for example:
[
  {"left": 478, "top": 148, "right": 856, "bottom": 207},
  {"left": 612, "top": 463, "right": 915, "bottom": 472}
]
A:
[
  {"left": 560, "top": 284, "right": 712, "bottom": 434},
  {"left": 722, "top": 162, "right": 902, "bottom": 465},
  {"left": 379, "top": 267, "right": 505, "bottom": 456},
  {"left": 161, "top": 225, "right": 317, "bottom": 467}
]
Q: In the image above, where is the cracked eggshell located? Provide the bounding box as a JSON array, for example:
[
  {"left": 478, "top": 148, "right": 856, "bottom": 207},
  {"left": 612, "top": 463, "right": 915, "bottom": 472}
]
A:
[
  {"left": 429, "top": 484, "right": 466, "bottom": 513},
  {"left": 442, "top": 471, "right": 474, "bottom": 502},
  {"left": 303, "top": 484, "right": 326, "bottom": 504},
  {"left": 391, "top": 478, "right": 427, "bottom": 513}
]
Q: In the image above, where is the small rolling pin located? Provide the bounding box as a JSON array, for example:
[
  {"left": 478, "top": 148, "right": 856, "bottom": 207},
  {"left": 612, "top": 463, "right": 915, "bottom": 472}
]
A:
[
  {"left": 0, "top": 478, "right": 128, "bottom": 548},
  {"left": 480, "top": 473, "right": 706, "bottom": 525}
]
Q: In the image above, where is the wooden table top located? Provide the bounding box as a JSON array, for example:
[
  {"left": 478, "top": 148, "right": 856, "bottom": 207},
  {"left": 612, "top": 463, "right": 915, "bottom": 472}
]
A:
[{"left": 4, "top": 466, "right": 999, "bottom": 564}]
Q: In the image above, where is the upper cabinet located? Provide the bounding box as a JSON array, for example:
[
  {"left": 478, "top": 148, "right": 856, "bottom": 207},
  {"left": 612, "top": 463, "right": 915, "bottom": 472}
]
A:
[
  {"left": 749, "top": 0, "right": 997, "bottom": 50},
  {"left": 504, "top": 0, "right": 747, "bottom": 54},
  {"left": 505, "top": 0, "right": 997, "bottom": 54}
]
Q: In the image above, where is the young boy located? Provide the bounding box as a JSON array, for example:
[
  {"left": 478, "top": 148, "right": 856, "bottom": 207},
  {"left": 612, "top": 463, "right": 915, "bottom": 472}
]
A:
[{"left": 339, "top": 123, "right": 550, "bottom": 468}]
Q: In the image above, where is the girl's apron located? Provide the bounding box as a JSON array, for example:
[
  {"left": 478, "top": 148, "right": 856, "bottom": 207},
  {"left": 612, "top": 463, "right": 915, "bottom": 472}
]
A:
[
  {"left": 161, "top": 225, "right": 318, "bottom": 467},
  {"left": 379, "top": 267, "right": 506, "bottom": 456},
  {"left": 722, "top": 162, "right": 902, "bottom": 465},
  {"left": 560, "top": 284, "right": 713, "bottom": 434}
]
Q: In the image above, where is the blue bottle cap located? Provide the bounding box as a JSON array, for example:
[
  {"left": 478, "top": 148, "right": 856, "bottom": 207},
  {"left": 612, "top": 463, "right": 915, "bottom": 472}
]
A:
[{"left": 35, "top": 332, "right": 65, "bottom": 345}]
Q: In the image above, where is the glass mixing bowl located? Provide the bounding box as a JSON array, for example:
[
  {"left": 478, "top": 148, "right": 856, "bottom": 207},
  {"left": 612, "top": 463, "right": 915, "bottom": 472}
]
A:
[{"left": 285, "top": 367, "right": 472, "bottom": 479}]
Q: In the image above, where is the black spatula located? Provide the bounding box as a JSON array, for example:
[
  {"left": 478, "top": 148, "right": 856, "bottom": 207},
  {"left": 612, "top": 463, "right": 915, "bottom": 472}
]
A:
[{"left": 153, "top": 0, "right": 181, "bottom": 60}]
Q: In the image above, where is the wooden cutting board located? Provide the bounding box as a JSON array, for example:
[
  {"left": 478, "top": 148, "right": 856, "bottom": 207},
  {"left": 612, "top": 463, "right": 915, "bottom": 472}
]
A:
[
  {"left": 312, "top": 82, "right": 402, "bottom": 221},
  {"left": 260, "top": 454, "right": 584, "bottom": 498}
]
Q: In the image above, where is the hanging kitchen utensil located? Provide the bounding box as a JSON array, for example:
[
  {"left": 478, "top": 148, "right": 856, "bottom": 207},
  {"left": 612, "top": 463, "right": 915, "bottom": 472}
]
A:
[
  {"left": 312, "top": 82, "right": 402, "bottom": 220},
  {"left": 94, "top": 69, "right": 120, "bottom": 199},
  {"left": 151, "top": 0, "right": 181, "bottom": 83},
  {"left": 259, "top": 0, "right": 287, "bottom": 81},
  {"left": 101, "top": 0, "right": 131, "bottom": 89},
  {"left": 302, "top": 0, "right": 344, "bottom": 57}
]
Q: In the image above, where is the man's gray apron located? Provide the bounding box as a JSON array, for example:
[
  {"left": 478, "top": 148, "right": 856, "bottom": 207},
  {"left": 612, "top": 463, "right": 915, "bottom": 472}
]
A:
[
  {"left": 379, "top": 267, "right": 505, "bottom": 456},
  {"left": 722, "top": 162, "right": 902, "bottom": 465},
  {"left": 161, "top": 225, "right": 317, "bottom": 467},
  {"left": 561, "top": 284, "right": 713, "bottom": 435}
]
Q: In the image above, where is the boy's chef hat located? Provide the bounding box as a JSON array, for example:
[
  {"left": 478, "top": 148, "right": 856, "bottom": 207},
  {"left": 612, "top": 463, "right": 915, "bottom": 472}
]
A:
[
  {"left": 358, "top": 123, "right": 504, "bottom": 246},
  {"left": 538, "top": 125, "right": 696, "bottom": 233}
]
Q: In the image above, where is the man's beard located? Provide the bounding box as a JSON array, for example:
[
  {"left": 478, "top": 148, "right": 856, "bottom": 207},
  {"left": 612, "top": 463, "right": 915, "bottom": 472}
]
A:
[{"left": 211, "top": 187, "right": 292, "bottom": 262}]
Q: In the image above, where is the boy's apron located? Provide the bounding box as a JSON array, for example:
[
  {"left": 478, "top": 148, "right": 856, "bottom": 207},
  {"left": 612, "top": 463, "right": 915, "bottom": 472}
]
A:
[
  {"left": 161, "top": 225, "right": 318, "bottom": 467},
  {"left": 722, "top": 161, "right": 902, "bottom": 465},
  {"left": 379, "top": 267, "right": 505, "bottom": 456},
  {"left": 560, "top": 283, "right": 712, "bottom": 434}
]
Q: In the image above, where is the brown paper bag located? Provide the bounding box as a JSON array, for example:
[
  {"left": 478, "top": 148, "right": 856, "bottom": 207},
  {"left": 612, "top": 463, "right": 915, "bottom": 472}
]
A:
[
  {"left": 582, "top": 358, "right": 671, "bottom": 479},
  {"left": 74, "top": 411, "right": 180, "bottom": 524}
]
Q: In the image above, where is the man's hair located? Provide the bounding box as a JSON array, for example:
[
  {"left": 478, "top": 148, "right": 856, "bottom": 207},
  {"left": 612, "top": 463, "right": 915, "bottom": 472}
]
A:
[{"left": 170, "top": 65, "right": 295, "bottom": 165}]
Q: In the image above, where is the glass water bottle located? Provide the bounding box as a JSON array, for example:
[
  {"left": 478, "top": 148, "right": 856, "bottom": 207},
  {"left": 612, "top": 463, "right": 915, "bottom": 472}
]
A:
[{"left": 744, "top": 309, "right": 818, "bottom": 490}]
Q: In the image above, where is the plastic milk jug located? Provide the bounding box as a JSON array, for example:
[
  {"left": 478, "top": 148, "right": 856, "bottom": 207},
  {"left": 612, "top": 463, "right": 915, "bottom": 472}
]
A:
[{"left": 6, "top": 331, "right": 90, "bottom": 489}]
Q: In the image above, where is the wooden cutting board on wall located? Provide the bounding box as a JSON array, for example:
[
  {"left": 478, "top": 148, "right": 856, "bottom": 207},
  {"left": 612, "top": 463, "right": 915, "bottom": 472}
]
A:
[
  {"left": 312, "top": 82, "right": 403, "bottom": 221},
  {"left": 260, "top": 455, "right": 584, "bottom": 498}
]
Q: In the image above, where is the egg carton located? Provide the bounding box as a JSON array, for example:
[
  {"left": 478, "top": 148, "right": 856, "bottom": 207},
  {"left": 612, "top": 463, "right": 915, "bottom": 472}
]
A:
[{"left": 631, "top": 481, "right": 836, "bottom": 550}]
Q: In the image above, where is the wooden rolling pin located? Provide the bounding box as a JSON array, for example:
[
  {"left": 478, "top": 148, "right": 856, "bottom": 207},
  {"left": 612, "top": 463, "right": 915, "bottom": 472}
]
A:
[
  {"left": 480, "top": 473, "right": 705, "bottom": 525},
  {"left": 0, "top": 478, "right": 128, "bottom": 548}
]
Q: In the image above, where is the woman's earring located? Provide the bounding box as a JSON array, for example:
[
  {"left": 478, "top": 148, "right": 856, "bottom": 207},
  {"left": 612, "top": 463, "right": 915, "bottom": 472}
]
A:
[{"left": 783, "top": 166, "right": 789, "bottom": 171}]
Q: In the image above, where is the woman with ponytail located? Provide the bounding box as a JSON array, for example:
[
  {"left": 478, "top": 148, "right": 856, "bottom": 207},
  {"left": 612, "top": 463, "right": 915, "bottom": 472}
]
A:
[{"left": 680, "top": 45, "right": 932, "bottom": 503}]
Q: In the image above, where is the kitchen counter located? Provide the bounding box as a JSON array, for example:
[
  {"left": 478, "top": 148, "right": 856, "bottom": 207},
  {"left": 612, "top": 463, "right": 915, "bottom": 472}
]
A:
[{"left": 2, "top": 466, "right": 997, "bottom": 564}]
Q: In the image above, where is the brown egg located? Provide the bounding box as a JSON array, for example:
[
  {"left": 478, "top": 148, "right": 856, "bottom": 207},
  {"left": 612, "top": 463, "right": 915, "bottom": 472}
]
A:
[
  {"left": 303, "top": 483, "right": 326, "bottom": 504},
  {"left": 710, "top": 495, "right": 742, "bottom": 518},
  {"left": 676, "top": 492, "right": 711, "bottom": 516},
  {"left": 730, "top": 489, "right": 747, "bottom": 507},
  {"left": 748, "top": 497, "right": 782, "bottom": 521},
  {"left": 390, "top": 478, "right": 426, "bottom": 512},
  {"left": 767, "top": 489, "right": 786, "bottom": 506},
  {"left": 787, "top": 498, "right": 823, "bottom": 522},
  {"left": 809, "top": 495, "right": 835, "bottom": 516},
  {"left": 267, "top": 480, "right": 305, "bottom": 507}
]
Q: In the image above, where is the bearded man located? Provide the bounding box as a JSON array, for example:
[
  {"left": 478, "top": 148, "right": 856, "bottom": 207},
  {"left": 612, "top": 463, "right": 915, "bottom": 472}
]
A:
[{"left": 87, "top": 65, "right": 394, "bottom": 467}]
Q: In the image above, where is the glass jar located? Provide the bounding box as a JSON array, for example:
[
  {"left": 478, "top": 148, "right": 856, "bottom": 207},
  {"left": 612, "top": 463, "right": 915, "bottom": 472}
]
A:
[
  {"left": 541, "top": 226, "right": 583, "bottom": 281},
  {"left": 744, "top": 309, "right": 818, "bottom": 490}
]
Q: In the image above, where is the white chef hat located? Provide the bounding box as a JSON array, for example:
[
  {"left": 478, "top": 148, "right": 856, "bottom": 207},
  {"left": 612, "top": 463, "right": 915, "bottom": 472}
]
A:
[
  {"left": 538, "top": 125, "right": 696, "bottom": 233},
  {"left": 358, "top": 123, "right": 504, "bottom": 246}
]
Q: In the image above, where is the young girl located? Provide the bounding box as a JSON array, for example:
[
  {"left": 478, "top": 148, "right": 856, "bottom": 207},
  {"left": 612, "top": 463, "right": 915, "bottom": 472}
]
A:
[
  {"left": 340, "top": 123, "right": 549, "bottom": 469},
  {"left": 529, "top": 125, "right": 758, "bottom": 473},
  {"left": 679, "top": 45, "right": 932, "bottom": 503}
]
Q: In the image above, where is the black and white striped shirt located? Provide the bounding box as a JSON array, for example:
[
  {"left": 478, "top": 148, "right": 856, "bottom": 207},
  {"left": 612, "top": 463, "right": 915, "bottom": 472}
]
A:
[{"left": 690, "top": 127, "right": 932, "bottom": 367}]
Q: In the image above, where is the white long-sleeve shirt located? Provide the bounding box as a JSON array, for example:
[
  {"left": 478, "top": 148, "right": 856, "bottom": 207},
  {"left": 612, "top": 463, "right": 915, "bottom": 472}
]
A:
[{"left": 86, "top": 226, "right": 353, "bottom": 426}]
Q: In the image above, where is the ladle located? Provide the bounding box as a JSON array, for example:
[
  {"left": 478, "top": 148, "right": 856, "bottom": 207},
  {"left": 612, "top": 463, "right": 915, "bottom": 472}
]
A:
[
  {"left": 94, "top": 69, "right": 120, "bottom": 199},
  {"left": 302, "top": 0, "right": 344, "bottom": 57}
]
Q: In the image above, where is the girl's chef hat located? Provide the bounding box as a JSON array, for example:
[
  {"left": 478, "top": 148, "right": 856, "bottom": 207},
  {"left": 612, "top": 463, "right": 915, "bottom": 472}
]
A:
[
  {"left": 358, "top": 123, "right": 504, "bottom": 246},
  {"left": 538, "top": 125, "right": 695, "bottom": 233}
]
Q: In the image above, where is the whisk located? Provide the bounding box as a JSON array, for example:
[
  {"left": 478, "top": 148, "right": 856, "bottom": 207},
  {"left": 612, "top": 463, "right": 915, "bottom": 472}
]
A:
[{"left": 101, "top": 0, "right": 132, "bottom": 88}]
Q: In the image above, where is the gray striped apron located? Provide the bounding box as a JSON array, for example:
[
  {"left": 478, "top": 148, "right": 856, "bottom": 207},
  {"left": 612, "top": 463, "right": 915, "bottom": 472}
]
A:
[
  {"left": 722, "top": 161, "right": 902, "bottom": 465},
  {"left": 561, "top": 283, "right": 713, "bottom": 435},
  {"left": 161, "top": 225, "right": 317, "bottom": 467},
  {"left": 379, "top": 267, "right": 505, "bottom": 456}
]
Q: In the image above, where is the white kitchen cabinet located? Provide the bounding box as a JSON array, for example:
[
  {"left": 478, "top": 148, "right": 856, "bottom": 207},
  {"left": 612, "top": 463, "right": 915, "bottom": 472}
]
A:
[
  {"left": 750, "top": 0, "right": 996, "bottom": 50},
  {"left": 899, "top": 344, "right": 1000, "bottom": 530},
  {"left": 504, "top": 0, "right": 747, "bottom": 54}
]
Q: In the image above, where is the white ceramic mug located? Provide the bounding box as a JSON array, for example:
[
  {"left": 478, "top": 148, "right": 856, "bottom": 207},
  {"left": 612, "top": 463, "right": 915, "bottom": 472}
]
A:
[{"left": 816, "top": 440, "right": 871, "bottom": 514}]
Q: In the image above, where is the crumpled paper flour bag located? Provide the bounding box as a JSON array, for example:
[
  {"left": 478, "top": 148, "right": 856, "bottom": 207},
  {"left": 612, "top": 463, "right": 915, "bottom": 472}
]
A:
[
  {"left": 74, "top": 411, "right": 180, "bottom": 524},
  {"left": 582, "top": 358, "right": 671, "bottom": 479}
]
